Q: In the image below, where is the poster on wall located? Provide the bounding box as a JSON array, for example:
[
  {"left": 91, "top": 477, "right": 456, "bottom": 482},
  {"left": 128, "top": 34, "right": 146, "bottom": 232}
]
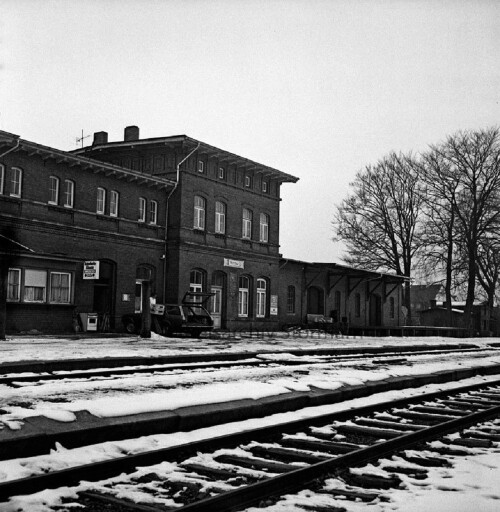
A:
[
  {"left": 83, "top": 261, "right": 100, "bottom": 280},
  {"left": 270, "top": 295, "right": 278, "bottom": 315}
]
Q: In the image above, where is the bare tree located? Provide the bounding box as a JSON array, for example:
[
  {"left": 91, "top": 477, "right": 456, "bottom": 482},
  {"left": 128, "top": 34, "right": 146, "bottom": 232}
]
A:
[
  {"left": 333, "top": 152, "right": 425, "bottom": 322},
  {"left": 418, "top": 148, "right": 460, "bottom": 325},
  {"left": 476, "top": 237, "right": 500, "bottom": 332},
  {"left": 434, "top": 128, "right": 500, "bottom": 329}
]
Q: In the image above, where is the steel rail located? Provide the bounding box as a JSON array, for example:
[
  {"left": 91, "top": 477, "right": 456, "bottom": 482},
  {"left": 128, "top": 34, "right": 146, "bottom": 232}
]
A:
[
  {"left": 0, "top": 342, "right": 481, "bottom": 375},
  {"left": 0, "top": 346, "right": 492, "bottom": 386},
  {"left": 174, "top": 403, "right": 500, "bottom": 512},
  {"left": 1, "top": 377, "right": 499, "bottom": 502}
]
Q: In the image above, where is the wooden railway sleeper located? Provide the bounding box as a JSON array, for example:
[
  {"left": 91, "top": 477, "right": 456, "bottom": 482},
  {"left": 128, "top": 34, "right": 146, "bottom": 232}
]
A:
[
  {"left": 410, "top": 404, "right": 471, "bottom": 416},
  {"left": 280, "top": 437, "right": 362, "bottom": 454},
  {"left": 354, "top": 417, "right": 426, "bottom": 431},
  {"left": 249, "top": 445, "right": 330, "bottom": 464}
]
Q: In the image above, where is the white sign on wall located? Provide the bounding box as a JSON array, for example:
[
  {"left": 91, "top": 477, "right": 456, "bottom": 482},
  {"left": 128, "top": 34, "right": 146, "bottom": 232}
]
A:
[
  {"left": 224, "top": 258, "right": 245, "bottom": 269},
  {"left": 270, "top": 295, "right": 278, "bottom": 315},
  {"left": 83, "top": 260, "right": 100, "bottom": 280}
]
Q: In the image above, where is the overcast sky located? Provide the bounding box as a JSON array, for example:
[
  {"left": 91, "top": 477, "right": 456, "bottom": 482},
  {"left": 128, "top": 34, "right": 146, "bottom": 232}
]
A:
[{"left": 1, "top": 0, "right": 499, "bottom": 262}]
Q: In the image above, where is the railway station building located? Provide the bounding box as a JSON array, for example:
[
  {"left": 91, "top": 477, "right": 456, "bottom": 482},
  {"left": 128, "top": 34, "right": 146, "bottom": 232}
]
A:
[{"left": 1, "top": 126, "right": 405, "bottom": 334}]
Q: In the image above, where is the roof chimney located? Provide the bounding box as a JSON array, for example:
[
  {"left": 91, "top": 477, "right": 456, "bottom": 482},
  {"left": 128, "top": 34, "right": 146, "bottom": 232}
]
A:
[
  {"left": 124, "top": 125, "right": 139, "bottom": 142},
  {"left": 93, "top": 131, "right": 108, "bottom": 145}
]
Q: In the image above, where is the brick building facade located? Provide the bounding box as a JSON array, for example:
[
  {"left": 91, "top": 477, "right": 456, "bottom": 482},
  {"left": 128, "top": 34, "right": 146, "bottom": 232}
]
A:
[
  {"left": 0, "top": 130, "right": 173, "bottom": 333},
  {"left": 1, "top": 125, "right": 405, "bottom": 334}
]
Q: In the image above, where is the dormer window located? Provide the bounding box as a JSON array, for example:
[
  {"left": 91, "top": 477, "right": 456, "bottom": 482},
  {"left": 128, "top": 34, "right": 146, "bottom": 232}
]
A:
[
  {"left": 198, "top": 161, "right": 204, "bottom": 173},
  {"left": 245, "top": 175, "right": 252, "bottom": 188},
  {"left": 262, "top": 181, "right": 268, "bottom": 193}
]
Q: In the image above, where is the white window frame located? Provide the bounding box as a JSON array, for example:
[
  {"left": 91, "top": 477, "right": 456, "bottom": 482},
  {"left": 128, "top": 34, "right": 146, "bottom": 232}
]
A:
[
  {"left": 109, "top": 190, "right": 119, "bottom": 217},
  {"left": 198, "top": 160, "right": 204, "bottom": 173},
  {"left": 215, "top": 201, "right": 226, "bottom": 234},
  {"left": 194, "top": 195, "right": 206, "bottom": 230},
  {"left": 10, "top": 167, "right": 22, "bottom": 198},
  {"left": 138, "top": 197, "right": 146, "bottom": 222},
  {"left": 0, "top": 164, "right": 4, "bottom": 194},
  {"left": 63, "top": 180, "right": 74, "bottom": 208},
  {"left": 238, "top": 276, "right": 249, "bottom": 317},
  {"left": 259, "top": 213, "right": 269, "bottom": 243},
  {"left": 242, "top": 208, "right": 252, "bottom": 239},
  {"left": 219, "top": 167, "right": 225, "bottom": 179},
  {"left": 49, "top": 272, "right": 72, "bottom": 304},
  {"left": 245, "top": 175, "right": 251, "bottom": 187},
  {"left": 96, "top": 187, "right": 106, "bottom": 214},
  {"left": 48, "top": 176, "right": 59, "bottom": 205},
  {"left": 149, "top": 200, "right": 158, "bottom": 224},
  {"left": 7, "top": 268, "right": 21, "bottom": 302},
  {"left": 262, "top": 181, "right": 268, "bottom": 193},
  {"left": 256, "top": 278, "right": 267, "bottom": 318},
  {"left": 190, "top": 269, "right": 204, "bottom": 293},
  {"left": 23, "top": 269, "right": 47, "bottom": 303}
]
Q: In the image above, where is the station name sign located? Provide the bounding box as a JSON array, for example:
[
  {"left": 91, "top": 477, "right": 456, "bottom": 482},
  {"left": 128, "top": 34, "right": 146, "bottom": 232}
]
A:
[
  {"left": 224, "top": 258, "right": 245, "bottom": 269},
  {"left": 83, "top": 260, "right": 100, "bottom": 280}
]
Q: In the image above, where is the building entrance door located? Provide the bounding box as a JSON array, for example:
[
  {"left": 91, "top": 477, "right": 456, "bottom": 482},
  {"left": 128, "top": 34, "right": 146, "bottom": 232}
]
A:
[
  {"left": 210, "top": 286, "right": 223, "bottom": 329},
  {"left": 369, "top": 294, "right": 382, "bottom": 326}
]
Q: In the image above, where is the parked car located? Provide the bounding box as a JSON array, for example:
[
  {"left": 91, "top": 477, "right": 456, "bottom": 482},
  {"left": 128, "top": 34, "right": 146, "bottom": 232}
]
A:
[{"left": 122, "top": 292, "right": 214, "bottom": 338}]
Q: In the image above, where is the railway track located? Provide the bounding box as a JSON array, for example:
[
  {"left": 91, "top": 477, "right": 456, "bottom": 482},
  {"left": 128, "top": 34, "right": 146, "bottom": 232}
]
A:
[
  {"left": 2, "top": 378, "right": 499, "bottom": 511},
  {"left": 0, "top": 344, "right": 495, "bottom": 386}
]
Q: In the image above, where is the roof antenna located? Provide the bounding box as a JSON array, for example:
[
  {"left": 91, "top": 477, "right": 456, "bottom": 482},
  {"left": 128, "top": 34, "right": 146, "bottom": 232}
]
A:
[{"left": 76, "top": 129, "right": 90, "bottom": 148}]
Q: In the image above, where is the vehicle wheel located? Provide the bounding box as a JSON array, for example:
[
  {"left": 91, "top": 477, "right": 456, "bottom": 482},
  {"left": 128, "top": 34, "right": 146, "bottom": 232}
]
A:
[{"left": 124, "top": 321, "right": 137, "bottom": 334}]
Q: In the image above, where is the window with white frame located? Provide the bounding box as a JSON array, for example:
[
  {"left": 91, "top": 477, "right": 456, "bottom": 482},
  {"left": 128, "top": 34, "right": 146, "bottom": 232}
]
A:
[
  {"left": 245, "top": 175, "right": 252, "bottom": 187},
  {"left": 238, "top": 276, "right": 250, "bottom": 317},
  {"left": 0, "top": 164, "right": 5, "bottom": 194},
  {"left": 149, "top": 200, "right": 158, "bottom": 224},
  {"left": 198, "top": 160, "right": 204, "bottom": 173},
  {"left": 48, "top": 176, "right": 59, "bottom": 205},
  {"left": 7, "top": 269, "right": 21, "bottom": 301},
  {"left": 138, "top": 197, "right": 146, "bottom": 222},
  {"left": 10, "top": 167, "right": 22, "bottom": 197},
  {"left": 110, "top": 190, "right": 119, "bottom": 217},
  {"left": 242, "top": 208, "right": 252, "bottom": 239},
  {"left": 262, "top": 181, "right": 268, "bottom": 193},
  {"left": 194, "top": 195, "right": 206, "bottom": 230},
  {"left": 287, "top": 285, "right": 295, "bottom": 314},
  {"left": 49, "top": 272, "right": 71, "bottom": 303},
  {"left": 219, "top": 167, "right": 225, "bottom": 179},
  {"left": 23, "top": 269, "right": 47, "bottom": 303},
  {"left": 96, "top": 187, "right": 106, "bottom": 214},
  {"left": 190, "top": 269, "right": 204, "bottom": 293},
  {"left": 256, "top": 278, "right": 267, "bottom": 318},
  {"left": 215, "top": 201, "right": 226, "bottom": 234},
  {"left": 63, "top": 180, "right": 74, "bottom": 208},
  {"left": 259, "top": 213, "right": 269, "bottom": 243}
]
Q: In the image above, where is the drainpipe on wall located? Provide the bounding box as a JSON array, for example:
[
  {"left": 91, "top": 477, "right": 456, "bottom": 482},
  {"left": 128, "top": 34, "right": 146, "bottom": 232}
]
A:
[
  {"left": 0, "top": 138, "right": 21, "bottom": 158},
  {"left": 163, "top": 142, "right": 200, "bottom": 301}
]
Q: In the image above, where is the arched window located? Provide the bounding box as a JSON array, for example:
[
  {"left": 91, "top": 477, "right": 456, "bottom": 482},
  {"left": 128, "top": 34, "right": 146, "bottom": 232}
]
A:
[
  {"left": 96, "top": 187, "right": 106, "bottom": 214},
  {"left": 287, "top": 285, "right": 296, "bottom": 314},
  {"left": 110, "top": 190, "right": 119, "bottom": 217},
  {"left": 49, "top": 176, "right": 59, "bottom": 205},
  {"left": 259, "top": 213, "right": 269, "bottom": 243},
  {"left": 10, "top": 167, "right": 22, "bottom": 197},
  {"left": 194, "top": 196, "right": 206, "bottom": 230},
  {"left": 190, "top": 269, "right": 205, "bottom": 292},
  {"left": 238, "top": 276, "right": 250, "bottom": 317},
  {"left": 242, "top": 208, "right": 252, "bottom": 239},
  {"left": 215, "top": 201, "right": 226, "bottom": 234},
  {"left": 256, "top": 278, "right": 267, "bottom": 318},
  {"left": 64, "top": 180, "right": 74, "bottom": 208}
]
